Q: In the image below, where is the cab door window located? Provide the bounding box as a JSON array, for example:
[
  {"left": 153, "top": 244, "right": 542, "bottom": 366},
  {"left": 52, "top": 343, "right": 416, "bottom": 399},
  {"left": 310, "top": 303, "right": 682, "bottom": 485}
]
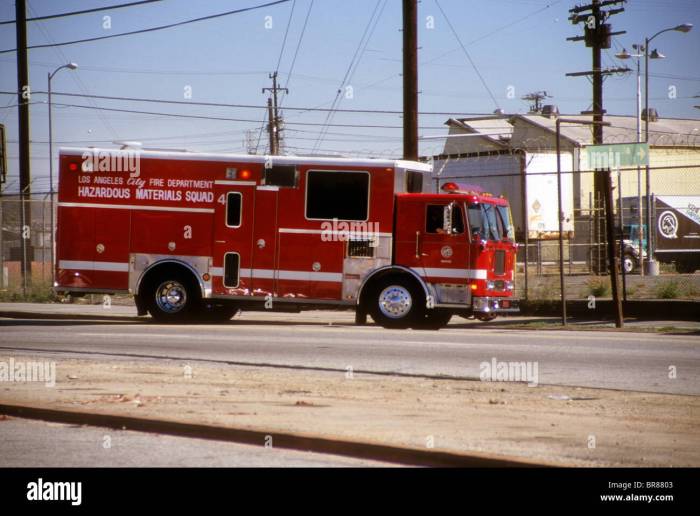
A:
[{"left": 426, "top": 204, "right": 464, "bottom": 235}]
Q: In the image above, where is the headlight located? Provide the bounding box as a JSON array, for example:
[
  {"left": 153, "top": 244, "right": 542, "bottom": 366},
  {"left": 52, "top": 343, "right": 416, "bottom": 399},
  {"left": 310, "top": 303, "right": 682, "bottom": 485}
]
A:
[
  {"left": 486, "top": 280, "right": 495, "bottom": 290},
  {"left": 505, "top": 281, "right": 514, "bottom": 291}
]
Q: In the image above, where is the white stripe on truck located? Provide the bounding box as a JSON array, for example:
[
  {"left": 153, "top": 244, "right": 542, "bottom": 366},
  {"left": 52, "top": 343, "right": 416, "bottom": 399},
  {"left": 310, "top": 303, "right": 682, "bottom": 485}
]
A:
[{"left": 58, "top": 260, "right": 129, "bottom": 272}]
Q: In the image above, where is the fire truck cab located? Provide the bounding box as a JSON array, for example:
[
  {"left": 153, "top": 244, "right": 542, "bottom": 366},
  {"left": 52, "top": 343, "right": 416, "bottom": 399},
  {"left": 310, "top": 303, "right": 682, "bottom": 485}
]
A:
[{"left": 55, "top": 148, "right": 518, "bottom": 328}]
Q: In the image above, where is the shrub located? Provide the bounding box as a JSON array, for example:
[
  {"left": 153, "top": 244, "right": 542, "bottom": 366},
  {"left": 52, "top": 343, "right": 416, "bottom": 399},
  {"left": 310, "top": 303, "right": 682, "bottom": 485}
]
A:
[
  {"left": 586, "top": 278, "right": 610, "bottom": 298},
  {"left": 656, "top": 280, "right": 681, "bottom": 300}
]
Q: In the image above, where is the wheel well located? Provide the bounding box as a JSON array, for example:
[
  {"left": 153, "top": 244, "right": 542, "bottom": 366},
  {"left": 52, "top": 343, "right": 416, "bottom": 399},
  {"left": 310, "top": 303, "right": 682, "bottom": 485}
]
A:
[
  {"left": 357, "top": 267, "right": 428, "bottom": 309},
  {"left": 137, "top": 261, "right": 203, "bottom": 298}
]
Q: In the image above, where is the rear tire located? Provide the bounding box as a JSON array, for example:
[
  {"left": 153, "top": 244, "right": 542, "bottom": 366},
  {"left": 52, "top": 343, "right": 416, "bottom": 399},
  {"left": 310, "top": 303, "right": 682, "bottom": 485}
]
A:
[
  {"left": 144, "top": 270, "right": 200, "bottom": 323},
  {"left": 368, "top": 276, "right": 425, "bottom": 329}
]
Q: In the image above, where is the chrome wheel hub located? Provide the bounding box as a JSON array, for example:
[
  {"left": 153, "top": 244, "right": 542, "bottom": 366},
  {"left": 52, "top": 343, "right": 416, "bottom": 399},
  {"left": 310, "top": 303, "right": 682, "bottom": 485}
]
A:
[
  {"left": 378, "top": 285, "right": 412, "bottom": 319},
  {"left": 156, "top": 281, "right": 187, "bottom": 313}
]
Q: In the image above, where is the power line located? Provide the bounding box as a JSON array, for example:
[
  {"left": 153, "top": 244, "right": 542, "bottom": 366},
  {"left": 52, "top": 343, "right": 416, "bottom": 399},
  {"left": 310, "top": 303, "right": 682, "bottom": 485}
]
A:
[
  {"left": 313, "top": 0, "right": 385, "bottom": 152},
  {"left": 46, "top": 101, "right": 450, "bottom": 129},
  {"left": 281, "top": 0, "right": 314, "bottom": 95},
  {"left": 434, "top": 0, "right": 500, "bottom": 111},
  {"left": 0, "top": 0, "right": 162, "bottom": 25},
  {"left": 0, "top": 90, "right": 491, "bottom": 116},
  {"left": 275, "top": 0, "right": 296, "bottom": 73},
  {"left": 27, "top": 3, "right": 120, "bottom": 141},
  {"left": 0, "top": 0, "right": 292, "bottom": 55}
]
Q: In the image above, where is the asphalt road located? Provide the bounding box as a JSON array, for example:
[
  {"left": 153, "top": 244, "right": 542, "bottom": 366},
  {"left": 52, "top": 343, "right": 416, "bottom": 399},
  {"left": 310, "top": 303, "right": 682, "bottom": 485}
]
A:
[
  {"left": 0, "top": 310, "right": 698, "bottom": 395},
  {"left": 0, "top": 417, "right": 391, "bottom": 467}
]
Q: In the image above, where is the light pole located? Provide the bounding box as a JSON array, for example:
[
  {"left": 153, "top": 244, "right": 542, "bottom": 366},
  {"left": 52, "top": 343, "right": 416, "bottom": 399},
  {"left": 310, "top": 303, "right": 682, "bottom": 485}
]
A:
[
  {"left": 615, "top": 45, "right": 645, "bottom": 275},
  {"left": 643, "top": 23, "right": 693, "bottom": 276},
  {"left": 48, "top": 62, "right": 77, "bottom": 286},
  {"left": 555, "top": 118, "right": 610, "bottom": 326}
]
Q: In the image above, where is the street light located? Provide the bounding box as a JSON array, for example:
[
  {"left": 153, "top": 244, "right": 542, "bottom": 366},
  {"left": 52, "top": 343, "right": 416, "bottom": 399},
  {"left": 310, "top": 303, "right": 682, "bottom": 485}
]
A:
[
  {"left": 48, "top": 62, "right": 77, "bottom": 286},
  {"left": 615, "top": 44, "right": 651, "bottom": 276},
  {"left": 643, "top": 23, "right": 693, "bottom": 276},
  {"left": 555, "top": 118, "right": 611, "bottom": 327}
]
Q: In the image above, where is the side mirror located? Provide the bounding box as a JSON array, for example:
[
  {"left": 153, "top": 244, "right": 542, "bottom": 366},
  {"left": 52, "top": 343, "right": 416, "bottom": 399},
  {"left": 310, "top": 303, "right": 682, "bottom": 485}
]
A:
[{"left": 443, "top": 204, "right": 453, "bottom": 235}]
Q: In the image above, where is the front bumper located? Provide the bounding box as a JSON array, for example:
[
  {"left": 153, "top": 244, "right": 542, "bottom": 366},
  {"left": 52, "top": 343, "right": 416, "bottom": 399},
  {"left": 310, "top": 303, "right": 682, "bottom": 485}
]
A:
[{"left": 473, "top": 296, "right": 520, "bottom": 314}]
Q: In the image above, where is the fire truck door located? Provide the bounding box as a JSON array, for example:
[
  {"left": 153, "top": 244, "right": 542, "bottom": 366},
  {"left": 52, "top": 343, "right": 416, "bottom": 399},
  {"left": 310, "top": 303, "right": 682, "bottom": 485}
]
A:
[
  {"left": 419, "top": 202, "right": 470, "bottom": 281},
  {"left": 213, "top": 183, "right": 255, "bottom": 294},
  {"left": 250, "top": 187, "right": 279, "bottom": 296}
]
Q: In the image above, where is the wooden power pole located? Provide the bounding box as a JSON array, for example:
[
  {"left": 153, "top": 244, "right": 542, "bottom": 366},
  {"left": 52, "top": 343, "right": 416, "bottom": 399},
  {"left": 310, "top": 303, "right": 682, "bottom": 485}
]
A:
[
  {"left": 16, "top": 0, "right": 32, "bottom": 289},
  {"left": 567, "top": 0, "right": 628, "bottom": 327},
  {"left": 402, "top": 0, "right": 418, "bottom": 161}
]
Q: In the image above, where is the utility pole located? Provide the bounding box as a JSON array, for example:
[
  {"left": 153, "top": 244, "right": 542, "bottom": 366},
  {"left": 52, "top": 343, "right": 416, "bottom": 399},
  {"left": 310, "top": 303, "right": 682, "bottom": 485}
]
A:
[
  {"left": 567, "top": 0, "right": 628, "bottom": 327},
  {"left": 16, "top": 0, "right": 32, "bottom": 288},
  {"left": 266, "top": 98, "right": 276, "bottom": 155},
  {"left": 522, "top": 91, "right": 552, "bottom": 113},
  {"left": 402, "top": 0, "right": 418, "bottom": 160},
  {"left": 262, "top": 72, "right": 288, "bottom": 155}
]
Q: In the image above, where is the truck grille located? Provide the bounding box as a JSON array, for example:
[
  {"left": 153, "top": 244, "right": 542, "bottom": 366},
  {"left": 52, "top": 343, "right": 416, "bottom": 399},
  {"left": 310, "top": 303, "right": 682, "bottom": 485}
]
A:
[{"left": 494, "top": 250, "right": 505, "bottom": 276}]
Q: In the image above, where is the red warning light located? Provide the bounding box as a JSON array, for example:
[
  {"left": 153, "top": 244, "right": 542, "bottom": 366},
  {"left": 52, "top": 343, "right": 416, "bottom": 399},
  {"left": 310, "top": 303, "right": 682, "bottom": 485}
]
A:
[
  {"left": 68, "top": 162, "right": 79, "bottom": 172},
  {"left": 239, "top": 169, "right": 252, "bottom": 180},
  {"left": 441, "top": 182, "right": 459, "bottom": 192}
]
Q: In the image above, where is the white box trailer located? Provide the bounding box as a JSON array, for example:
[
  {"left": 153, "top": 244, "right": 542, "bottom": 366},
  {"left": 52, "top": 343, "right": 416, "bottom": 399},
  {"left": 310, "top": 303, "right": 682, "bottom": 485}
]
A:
[{"left": 432, "top": 151, "right": 574, "bottom": 240}]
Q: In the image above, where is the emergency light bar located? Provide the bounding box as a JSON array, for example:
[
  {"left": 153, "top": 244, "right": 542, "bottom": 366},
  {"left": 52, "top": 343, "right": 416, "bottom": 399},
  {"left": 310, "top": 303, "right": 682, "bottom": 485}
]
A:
[{"left": 441, "top": 182, "right": 489, "bottom": 196}]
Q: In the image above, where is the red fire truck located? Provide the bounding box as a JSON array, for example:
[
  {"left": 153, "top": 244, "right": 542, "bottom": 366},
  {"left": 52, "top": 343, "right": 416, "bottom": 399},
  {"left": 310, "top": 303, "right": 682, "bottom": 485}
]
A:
[{"left": 55, "top": 148, "right": 518, "bottom": 328}]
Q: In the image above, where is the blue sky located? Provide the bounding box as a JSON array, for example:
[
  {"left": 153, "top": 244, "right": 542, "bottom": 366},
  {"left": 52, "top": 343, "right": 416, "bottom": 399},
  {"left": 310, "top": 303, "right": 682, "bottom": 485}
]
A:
[{"left": 0, "top": 0, "right": 698, "bottom": 193}]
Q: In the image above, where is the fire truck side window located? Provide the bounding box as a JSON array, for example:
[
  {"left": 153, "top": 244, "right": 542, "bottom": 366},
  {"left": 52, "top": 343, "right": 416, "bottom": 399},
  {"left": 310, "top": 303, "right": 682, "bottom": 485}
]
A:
[
  {"left": 426, "top": 204, "right": 463, "bottom": 234},
  {"left": 226, "top": 192, "right": 242, "bottom": 227},
  {"left": 264, "top": 165, "right": 298, "bottom": 187},
  {"left": 224, "top": 253, "right": 240, "bottom": 288},
  {"left": 306, "top": 170, "right": 369, "bottom": 221}
]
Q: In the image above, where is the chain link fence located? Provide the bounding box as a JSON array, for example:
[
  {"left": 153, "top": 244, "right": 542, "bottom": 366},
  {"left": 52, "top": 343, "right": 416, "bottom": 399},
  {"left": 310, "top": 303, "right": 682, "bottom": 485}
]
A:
[
  {"left": 0, "top": 196, "right": 54, "bottom": 298},
  {"left": 432, "top": 156, "right": 700, "bottom": 301}
]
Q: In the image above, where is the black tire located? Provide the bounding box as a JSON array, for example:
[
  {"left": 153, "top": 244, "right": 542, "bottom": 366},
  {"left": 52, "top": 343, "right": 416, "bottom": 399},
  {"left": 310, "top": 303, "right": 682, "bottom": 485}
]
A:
[
  {"left": 476, "top": 313, "right": 498, "bottom": 322},
  {"left": 416, "top": 309, "right": 452, "bottom": 330},
  {"left": 676, "top": 261, "right": 697, "bottom": 274},
  {"left": 197, "top": 301, "right": 239, "bottom": 322},
  {"left": 355, "top": 309, "right": 368, "bottom": 326},
  {"left": 143, "top": 269, "right": 201, "bottom": 323},
  {"left": 622, "top": 253, "right": 637, "bottom": 274},
  {"left": 368, "top": 276, "right": 425, "bottom": 329}
]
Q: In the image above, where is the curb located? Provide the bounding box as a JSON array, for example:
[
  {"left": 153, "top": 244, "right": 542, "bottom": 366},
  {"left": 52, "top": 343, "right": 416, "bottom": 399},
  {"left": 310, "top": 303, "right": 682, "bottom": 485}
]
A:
[
  {"left": 0, "top": 403, "right": 552, "bottom": 468},
  {"left": 0, "top": 310, "right": 143, "bottom": 322}
]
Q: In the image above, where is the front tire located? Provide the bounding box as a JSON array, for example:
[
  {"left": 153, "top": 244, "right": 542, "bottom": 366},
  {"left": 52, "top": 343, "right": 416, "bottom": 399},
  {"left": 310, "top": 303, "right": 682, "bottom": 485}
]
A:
[
  {"left": 622, "top": 253, "right": 637, "bottom": 274},
  {"left": 676, "top": 260, "right": 697, "bottom": 274},
  {"left": 368, "top": 277, "right": 425, "bottom": 329},
  {"left": 416, "top": 309, "right": 452, "bottom": 329}
]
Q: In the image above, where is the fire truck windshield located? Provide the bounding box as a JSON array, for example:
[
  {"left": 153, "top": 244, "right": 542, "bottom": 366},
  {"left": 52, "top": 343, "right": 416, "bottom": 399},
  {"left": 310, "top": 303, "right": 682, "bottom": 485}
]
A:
[{"left": 468, "top": 203, "right": 507, "bottom": 241}]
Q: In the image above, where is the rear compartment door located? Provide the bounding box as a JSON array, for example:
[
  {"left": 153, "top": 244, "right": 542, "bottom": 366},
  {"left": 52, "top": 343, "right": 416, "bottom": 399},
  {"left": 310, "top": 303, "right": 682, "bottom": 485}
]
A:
[
  {"left": 250, "top": 186, "right": 279, "bottom": 297},
  {"left": 213, "top": 181, "right": 255, "bottom": 295}
]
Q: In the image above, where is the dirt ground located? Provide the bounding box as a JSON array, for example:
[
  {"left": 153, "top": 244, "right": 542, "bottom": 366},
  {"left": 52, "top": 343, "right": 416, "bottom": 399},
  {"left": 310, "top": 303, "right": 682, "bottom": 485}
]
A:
[{"left": 1, "top": 354, "right": 698, "bottom": 467}]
